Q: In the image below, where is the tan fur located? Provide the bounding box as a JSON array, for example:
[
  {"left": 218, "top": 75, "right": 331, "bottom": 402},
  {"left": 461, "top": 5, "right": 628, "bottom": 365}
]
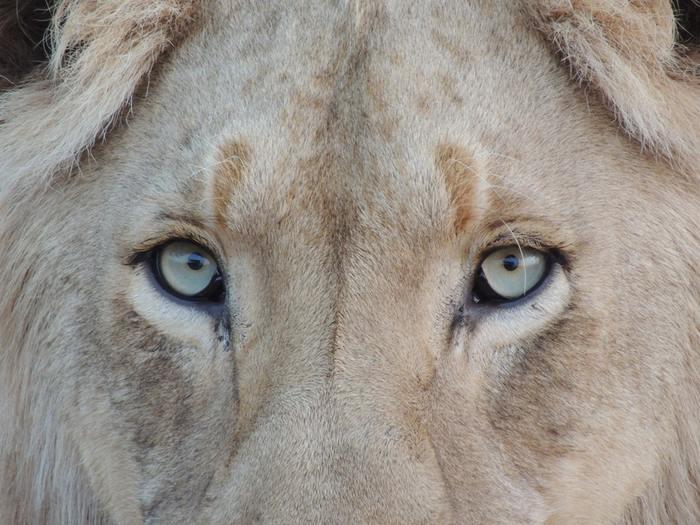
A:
[
  {"left": 213, "top": 140, "right": 251, "bottom": 229},
  {"left": 524, "top": 0, "right": 700, "bottom": 178},
  {"left": 436, "top": 143, "right": 481, "bottom": 233},
  {"left": 0, "top": 0, "right": 200, "bottom": 202},
  {"left": 1, "top": 1, "right": 699, "bottom": 524}
]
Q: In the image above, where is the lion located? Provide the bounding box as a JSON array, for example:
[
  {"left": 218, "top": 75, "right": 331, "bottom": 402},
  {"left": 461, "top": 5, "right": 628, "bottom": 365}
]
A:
[{"left": 0, "top": 0, "right": 698, "bottom": 523}]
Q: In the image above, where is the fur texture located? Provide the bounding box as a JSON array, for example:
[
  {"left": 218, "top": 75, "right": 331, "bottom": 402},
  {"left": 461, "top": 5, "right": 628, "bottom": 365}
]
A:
[
  {"left": 0, "top": 1, "right": 698, "bottom": 523},
  {"left": 0, "top": 0, "right": 200, "bottom": 201},
  {"left": 524, "top": 0, "right": 700, "bottom": 177}
]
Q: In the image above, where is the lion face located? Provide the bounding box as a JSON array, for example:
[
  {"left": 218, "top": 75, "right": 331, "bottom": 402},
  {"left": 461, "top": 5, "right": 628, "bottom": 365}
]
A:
[{"left": 1, "top": 1, "right": 698, "bottom": 524}]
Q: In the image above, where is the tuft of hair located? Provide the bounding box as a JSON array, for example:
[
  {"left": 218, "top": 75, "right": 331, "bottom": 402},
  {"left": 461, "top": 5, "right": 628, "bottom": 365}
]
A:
[
  {"left": 525, "top": 0, "right": 700, "bottom": 180},
  {"left": 0, "top": 0, "right": 201, "bottom": 202}
]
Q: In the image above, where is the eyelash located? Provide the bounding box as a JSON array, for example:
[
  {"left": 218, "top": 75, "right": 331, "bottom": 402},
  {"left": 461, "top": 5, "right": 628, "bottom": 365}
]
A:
[{"left": 126, "top": 235, "right": 221, "bottom": 266}]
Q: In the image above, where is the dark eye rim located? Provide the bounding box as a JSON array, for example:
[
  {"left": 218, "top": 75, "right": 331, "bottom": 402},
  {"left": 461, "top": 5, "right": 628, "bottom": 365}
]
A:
[
  {"left": 471, "top": 247, "right": 557, "bottom": 305},
  {"left": 151, "top": 239, "right": 226, "bottom": 303}
]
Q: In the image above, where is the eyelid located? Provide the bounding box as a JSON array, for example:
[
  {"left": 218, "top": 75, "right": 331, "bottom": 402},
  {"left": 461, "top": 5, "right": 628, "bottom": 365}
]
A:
[
  {"left": 476, "top": 242, "right": 565, "bottom": 268},
  {"left": 124, "top": 231, "right": 224, "bottom": 268},
  {"left": 470, "top": 230, "right": 572, "bottom": 273}
]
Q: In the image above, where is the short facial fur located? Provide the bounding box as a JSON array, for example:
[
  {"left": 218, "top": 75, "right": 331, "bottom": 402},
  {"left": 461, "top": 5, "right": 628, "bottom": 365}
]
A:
[{"left": 1, "top": 1, "right": 699, "bottom": 523}]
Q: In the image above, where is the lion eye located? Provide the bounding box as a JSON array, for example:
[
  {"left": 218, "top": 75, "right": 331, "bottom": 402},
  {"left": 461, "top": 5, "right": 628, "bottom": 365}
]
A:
[
  {"left": 473, "top": 246, "right": 549, "bottom": 303},
  {"left": 154, "top": 240, "right": 224, "bottom": 302}
]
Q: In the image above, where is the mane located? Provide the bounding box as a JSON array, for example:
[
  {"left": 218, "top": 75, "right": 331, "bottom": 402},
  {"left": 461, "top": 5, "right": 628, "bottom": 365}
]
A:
[
  {"left": 0, "top": 0, "right": 200, "bottom": 204},
  {"left": 524, "top": 0, "right": 700, "bottom": 180},
  {"left": 0, "top": 0, "right": 696, "bottom": 204}
]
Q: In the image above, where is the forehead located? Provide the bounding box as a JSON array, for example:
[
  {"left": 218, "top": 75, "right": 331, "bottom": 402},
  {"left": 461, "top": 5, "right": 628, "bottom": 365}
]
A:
[{"left": 118, "top": 0, "right": 600, "bottom": 238}]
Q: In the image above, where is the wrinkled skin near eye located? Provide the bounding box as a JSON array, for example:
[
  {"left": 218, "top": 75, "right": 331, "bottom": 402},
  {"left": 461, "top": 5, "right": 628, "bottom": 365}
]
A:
[
  {"left": 153, "top": 240, "right": 225, "bottom": 302},
  {"left": 473, "top": 246, "right": 551, "bottom": 302}
]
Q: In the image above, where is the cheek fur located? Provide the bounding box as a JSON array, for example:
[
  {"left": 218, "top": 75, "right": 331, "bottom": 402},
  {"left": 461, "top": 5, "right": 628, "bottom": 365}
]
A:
[{"left": 101, "top": 295, "right": 238, "bottom": 516}]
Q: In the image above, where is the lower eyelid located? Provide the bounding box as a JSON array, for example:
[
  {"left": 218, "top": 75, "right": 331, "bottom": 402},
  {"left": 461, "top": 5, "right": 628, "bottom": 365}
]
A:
[
  {"left": 130, "top": 253, "right": 225, "bottom": 313},
  {"left": 453, "top": 264, "right": 571, "bottom": 358}
]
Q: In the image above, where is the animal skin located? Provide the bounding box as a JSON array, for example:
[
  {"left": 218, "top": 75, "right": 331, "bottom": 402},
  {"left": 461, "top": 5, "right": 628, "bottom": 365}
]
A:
[{"left": 0, "top": 1, "right": 698, "bottom": 523}]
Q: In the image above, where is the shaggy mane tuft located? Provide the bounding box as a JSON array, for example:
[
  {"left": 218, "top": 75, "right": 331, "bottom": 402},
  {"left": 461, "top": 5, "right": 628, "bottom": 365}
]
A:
[
  {"left": 0, "top": 0, "right": 200, "bottom": 202},
  {"left": 526, "top": 0, "right": 700, "bottom": 180}
]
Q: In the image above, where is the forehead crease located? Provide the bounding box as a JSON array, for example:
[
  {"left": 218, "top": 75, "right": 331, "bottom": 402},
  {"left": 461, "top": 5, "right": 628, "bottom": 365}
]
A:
[
  {"left": 435, "top": 143, "right": 485, "bottom": 233},
  {"left": 212, "top": 139, "right": 251, "bottom": 229}
]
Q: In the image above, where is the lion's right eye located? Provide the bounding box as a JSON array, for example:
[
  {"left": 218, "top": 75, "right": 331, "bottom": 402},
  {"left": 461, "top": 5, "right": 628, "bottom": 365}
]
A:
[
  {"left": 472, "top": 246, "right": 551, "bottom": 303},
  {"left": 153, "top": 240, "right": 225, "bottom": 302}
]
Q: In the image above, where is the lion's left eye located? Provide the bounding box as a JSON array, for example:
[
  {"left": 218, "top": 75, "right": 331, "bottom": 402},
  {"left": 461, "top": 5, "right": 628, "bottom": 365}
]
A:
[
  {"left": 473, "top": 246, "right": 550, "bottom": 303},
  {"left": 153, "top": 240, "right": 225, "bottom": 302}
]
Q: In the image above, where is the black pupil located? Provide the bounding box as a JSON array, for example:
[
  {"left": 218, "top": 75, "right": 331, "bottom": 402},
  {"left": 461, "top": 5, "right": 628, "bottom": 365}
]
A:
[
  {"left": 187, "top": 253, "right": 205, "bottom": 271},
  {"left": 502, "top": 254, "right": 519, "bottom": 272}
]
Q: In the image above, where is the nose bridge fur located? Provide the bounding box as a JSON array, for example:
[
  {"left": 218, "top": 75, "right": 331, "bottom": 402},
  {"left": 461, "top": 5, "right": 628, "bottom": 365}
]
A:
[
  {"left": 297, "top": 1, "right": 390, "bottom": 358},
  {"left": 211, "top": 8, "right": 457, "bottom": 515}
]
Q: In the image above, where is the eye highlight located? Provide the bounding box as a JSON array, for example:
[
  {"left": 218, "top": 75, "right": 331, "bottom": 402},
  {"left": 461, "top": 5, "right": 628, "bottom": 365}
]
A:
[
  {"left": 473, "top": 246, "right": 551, "bottom": 303},
  {"left": 153, "top": 240, "right": 225, "bottom": 302}
]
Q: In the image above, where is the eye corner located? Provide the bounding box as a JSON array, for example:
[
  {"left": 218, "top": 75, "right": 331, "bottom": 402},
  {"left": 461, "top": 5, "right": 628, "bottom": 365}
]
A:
[
  {"left": 124, "top": 249, "right": 152, "bottom": 267},
  {"left": 549, "top": 247, "right": 571, "bottom": 271}
]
